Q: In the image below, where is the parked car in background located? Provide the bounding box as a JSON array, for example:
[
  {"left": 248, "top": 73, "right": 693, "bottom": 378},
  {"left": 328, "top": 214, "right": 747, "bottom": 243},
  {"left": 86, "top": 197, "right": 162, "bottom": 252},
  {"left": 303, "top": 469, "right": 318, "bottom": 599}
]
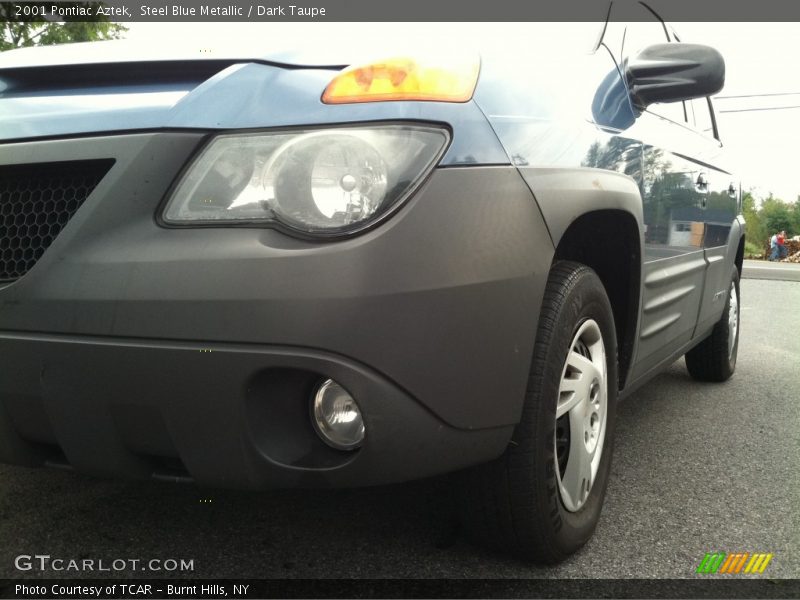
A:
[{"left": 0, "top": 6, "right": 742, "bottom": 562}]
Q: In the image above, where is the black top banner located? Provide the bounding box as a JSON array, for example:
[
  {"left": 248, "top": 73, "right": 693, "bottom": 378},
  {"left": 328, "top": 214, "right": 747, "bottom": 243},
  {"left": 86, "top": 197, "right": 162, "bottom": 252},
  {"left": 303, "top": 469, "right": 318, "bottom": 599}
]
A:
[{"left": 3, "top": 0, "right": 800, "bottom": 22}]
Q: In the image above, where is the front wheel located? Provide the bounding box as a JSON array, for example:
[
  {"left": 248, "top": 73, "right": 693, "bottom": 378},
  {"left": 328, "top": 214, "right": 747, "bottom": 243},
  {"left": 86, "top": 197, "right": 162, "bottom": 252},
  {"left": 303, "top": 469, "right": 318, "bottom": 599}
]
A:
[
  {"left": 685, "top": 266, "right": 740, "bottom": 382},
  {"left": 460, "top": 261, "right": 618, "bottom": 562}
]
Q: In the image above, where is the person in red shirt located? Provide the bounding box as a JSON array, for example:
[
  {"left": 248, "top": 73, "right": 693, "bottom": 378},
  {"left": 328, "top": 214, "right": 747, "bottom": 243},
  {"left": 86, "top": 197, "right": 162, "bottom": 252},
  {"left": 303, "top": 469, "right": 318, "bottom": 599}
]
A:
[
  {"left": 770, "top": 231, "right": 788, "bottom": 260},
  {"left": 777, "top": 230, "right": 788, "bottom": 260}
]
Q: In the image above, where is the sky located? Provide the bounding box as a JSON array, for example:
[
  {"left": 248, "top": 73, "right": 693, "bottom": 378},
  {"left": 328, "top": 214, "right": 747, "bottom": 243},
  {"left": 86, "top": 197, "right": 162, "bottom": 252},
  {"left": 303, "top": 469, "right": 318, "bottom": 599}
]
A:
[
  {"left": 677, "top": 23, "right": 800, "bottom": 203},
  {"left": 119, "top": 22, "right": 800, "bottom": 204}
]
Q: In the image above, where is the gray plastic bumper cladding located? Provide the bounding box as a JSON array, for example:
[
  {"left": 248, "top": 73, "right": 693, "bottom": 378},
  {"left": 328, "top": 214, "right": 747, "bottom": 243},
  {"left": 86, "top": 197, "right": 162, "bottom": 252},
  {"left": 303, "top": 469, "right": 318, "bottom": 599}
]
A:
[{"left": 0, "top": 132, "right": 555, "bottom": 488}]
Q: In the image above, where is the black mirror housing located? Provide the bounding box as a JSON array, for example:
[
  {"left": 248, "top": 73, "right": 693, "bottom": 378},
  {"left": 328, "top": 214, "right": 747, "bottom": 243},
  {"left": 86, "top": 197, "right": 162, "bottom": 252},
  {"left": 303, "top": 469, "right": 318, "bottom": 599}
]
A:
[{"left": 625, "top": 43, "right": 725, "bottom": 110}]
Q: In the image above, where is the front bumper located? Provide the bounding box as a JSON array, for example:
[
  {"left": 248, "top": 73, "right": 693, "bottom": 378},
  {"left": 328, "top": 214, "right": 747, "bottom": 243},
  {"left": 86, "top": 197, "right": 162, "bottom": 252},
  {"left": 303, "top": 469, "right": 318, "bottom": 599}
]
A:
[
  {"left": 0, "top": 333, "right": 515, "bottom": 488},
  {"left": 0, "top": 132, "right": 555, "bottom": 487}
]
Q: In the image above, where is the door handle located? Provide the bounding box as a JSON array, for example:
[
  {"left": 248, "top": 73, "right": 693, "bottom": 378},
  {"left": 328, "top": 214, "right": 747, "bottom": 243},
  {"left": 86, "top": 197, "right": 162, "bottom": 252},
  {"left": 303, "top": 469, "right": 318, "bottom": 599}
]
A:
[
  {"left": 695, "top": 172, "right": 709, "bottom": 193},
  {"left": 695, "top": 172, "right": 708, "bottom": 208}
]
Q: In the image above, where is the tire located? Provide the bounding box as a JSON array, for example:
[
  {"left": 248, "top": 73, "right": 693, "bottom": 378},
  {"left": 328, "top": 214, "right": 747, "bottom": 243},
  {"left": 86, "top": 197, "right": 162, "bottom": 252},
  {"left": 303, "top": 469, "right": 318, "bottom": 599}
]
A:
[
  {"left": 685, "top": 266, "right": 740, "bottom": 382},
  {"left": 459, "top": 261, "right": 618, "bottom": 563}
]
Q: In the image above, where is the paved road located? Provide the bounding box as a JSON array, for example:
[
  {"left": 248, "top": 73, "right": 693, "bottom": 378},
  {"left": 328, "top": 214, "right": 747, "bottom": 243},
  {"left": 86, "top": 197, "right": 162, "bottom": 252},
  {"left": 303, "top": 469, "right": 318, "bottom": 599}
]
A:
[
  {"left": 743, "top": 259, "right": 800, "bottom": 281},
  {"left": 0, "top": 279, "right": 798, "bottom": 581}
]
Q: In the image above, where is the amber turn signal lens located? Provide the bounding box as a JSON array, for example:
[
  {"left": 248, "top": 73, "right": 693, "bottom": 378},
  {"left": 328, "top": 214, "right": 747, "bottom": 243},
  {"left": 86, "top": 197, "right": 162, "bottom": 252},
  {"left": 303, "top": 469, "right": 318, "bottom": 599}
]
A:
[{"left": 322, "top": 55, "right": 480, "bottom": 104}]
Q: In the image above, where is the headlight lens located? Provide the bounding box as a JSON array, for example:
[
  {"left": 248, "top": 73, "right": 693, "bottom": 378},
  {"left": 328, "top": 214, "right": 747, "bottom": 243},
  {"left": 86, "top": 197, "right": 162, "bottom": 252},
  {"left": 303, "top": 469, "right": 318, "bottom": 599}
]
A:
[
  {"left": 311, "top": 379, "right": 365, "bottom": 451},
  {"left": 163, "top": 125, "right": 449, "bottom": 236}
]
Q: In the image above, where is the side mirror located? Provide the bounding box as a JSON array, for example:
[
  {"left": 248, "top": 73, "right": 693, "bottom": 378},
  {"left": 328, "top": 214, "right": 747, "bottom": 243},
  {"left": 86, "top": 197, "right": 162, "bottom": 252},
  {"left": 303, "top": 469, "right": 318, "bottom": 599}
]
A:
[{"left": 625, "top": 43, "right": 725, "bottom": 110}]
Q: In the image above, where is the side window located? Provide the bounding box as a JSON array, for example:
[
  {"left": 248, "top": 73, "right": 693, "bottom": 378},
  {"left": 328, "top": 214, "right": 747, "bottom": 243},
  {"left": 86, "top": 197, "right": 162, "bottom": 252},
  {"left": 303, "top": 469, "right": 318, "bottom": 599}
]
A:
[
  {"left": 649, "top": 99, "right": 687, "bottom": 126},
  {"left": 687, "top": 97, "right": 716, "bottom": 139}
]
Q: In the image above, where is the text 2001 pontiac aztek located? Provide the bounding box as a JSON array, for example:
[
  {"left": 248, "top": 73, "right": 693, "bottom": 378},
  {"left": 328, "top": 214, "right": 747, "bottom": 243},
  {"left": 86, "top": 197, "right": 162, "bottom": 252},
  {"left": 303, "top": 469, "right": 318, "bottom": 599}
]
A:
[{"left": 0, "top": 15, "right": 743, "bottom": 561}]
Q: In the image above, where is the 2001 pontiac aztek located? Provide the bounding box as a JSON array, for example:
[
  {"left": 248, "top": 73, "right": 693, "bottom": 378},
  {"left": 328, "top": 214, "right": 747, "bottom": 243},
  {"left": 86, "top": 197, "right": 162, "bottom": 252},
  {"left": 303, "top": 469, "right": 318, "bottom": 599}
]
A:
[{"left": 0, "top": 13, "right": 743, "bottom": 562}]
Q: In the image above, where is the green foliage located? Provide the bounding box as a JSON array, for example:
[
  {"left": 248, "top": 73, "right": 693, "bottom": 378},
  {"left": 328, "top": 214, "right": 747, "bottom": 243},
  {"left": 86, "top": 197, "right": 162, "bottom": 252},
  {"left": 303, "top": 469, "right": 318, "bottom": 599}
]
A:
[
  {"left": 760, "top": 196, "right": 794, "bottom": 236},
  {"left": 1, "top": 3, "right": 126, "bottom": 52},
  {"left": 742, "top": 191, "right": 766, "bottom": 246},
  {"left": 744, "top": 240, "right": 763, "bottom": 258},
  {"left": 743, "top": 192, "right": 800, "bottom": 258},
  {"left": 791, "top": 200, "right": 800, "bottom": 236}
]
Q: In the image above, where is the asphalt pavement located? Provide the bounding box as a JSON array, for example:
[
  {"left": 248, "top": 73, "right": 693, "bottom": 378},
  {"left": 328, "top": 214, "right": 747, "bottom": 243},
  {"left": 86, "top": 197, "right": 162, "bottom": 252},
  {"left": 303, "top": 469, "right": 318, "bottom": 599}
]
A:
[
  {"left": 743, "top": 259, "right": 800, "bottom": 281},
  {"left": 0, "top": 278, "right": 798, "bottom": 581}
]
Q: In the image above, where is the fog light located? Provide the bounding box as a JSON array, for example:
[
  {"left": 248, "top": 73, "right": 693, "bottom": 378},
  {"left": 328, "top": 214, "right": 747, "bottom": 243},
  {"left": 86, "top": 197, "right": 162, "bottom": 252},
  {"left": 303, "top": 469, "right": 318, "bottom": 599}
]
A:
[{"left": 311, "top": 379, "right": 365, "bottom": 450}]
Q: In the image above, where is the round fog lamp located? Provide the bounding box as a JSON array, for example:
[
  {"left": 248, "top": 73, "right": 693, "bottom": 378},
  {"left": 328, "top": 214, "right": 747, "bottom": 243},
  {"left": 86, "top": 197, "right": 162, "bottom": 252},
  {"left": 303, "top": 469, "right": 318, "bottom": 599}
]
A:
[{"left": 311, "top": 379, "right": 365, "bottom": 450}]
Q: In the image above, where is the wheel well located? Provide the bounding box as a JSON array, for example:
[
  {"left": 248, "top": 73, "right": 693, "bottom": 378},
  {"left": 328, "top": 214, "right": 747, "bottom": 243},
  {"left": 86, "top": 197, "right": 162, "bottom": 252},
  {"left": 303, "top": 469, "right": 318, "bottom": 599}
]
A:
[
  {"left": 735, "top": 235, "right": 745, "bottom": 276},
  {"left": 554, "top": 210, "right": 641, "bottom": 390}
]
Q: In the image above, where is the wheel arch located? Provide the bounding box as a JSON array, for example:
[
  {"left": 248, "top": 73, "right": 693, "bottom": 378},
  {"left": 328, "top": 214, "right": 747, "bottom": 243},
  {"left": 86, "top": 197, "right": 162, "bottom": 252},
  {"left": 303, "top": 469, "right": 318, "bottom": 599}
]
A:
[
  {"left": 552, "top": 210, "right": 642, "bottom": 391},
  {"left": 734, "top": 222, "right": 745, "bottom": 276}
]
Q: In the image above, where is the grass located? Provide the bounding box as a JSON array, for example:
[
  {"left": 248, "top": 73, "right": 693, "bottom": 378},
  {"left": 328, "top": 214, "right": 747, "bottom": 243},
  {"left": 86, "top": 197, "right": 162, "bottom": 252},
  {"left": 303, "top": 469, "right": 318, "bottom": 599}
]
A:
[{"left": 744, "top": 240, "right": 764, "bottom": 260}]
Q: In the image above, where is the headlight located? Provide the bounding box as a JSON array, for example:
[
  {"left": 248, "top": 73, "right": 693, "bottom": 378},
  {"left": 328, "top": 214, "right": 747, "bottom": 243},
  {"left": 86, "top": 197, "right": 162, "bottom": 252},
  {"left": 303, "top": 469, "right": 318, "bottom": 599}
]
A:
[{"left": 162, "top": 124, "right": 449, "bottom": 236}]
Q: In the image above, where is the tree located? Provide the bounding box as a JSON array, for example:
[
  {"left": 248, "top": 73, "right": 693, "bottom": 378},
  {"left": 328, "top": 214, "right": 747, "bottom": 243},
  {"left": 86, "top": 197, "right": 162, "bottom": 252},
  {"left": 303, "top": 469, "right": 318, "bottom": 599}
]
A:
[
  {"left": 760, "top": 196, "right": 794, "bottom": 236},
  {"left": 742, "top": 191, "right": 765, "bottom": 245},
  {"left": 1, "top": 3, "right": 126, "bottom": 52},
  {"left": 791, "top": 199, "right": 800, "bottom": 237}
]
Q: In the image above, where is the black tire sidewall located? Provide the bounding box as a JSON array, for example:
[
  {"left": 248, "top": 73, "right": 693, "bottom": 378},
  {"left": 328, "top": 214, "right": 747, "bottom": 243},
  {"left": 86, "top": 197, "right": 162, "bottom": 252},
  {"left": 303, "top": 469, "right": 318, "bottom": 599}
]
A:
[
  {"left": 684, "top": 265, "right": 741, "bottom": 382},
  {"left": 525, "top": 266, "right": 618, "bottom": 556},
  {"left": 727, "top": 267, "right": 741, "bottom": 374}
]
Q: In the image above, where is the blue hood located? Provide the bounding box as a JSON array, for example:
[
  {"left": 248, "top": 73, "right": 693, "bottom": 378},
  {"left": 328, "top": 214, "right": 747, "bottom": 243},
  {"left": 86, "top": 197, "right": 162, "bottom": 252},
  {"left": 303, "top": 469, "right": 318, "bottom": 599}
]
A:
[
  {"left": 0, "top": 38, "right": 352, "bottom": 70},
  {"left": 0, "top": 38, "right": 355, "bottom": 142}
]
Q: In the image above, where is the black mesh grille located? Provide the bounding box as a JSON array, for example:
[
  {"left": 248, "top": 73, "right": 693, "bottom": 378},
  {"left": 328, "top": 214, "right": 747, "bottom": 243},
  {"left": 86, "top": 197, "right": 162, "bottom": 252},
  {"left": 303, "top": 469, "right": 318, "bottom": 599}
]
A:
[{"left": 0, "top": 159, "right": 113, "bottom": 282}]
